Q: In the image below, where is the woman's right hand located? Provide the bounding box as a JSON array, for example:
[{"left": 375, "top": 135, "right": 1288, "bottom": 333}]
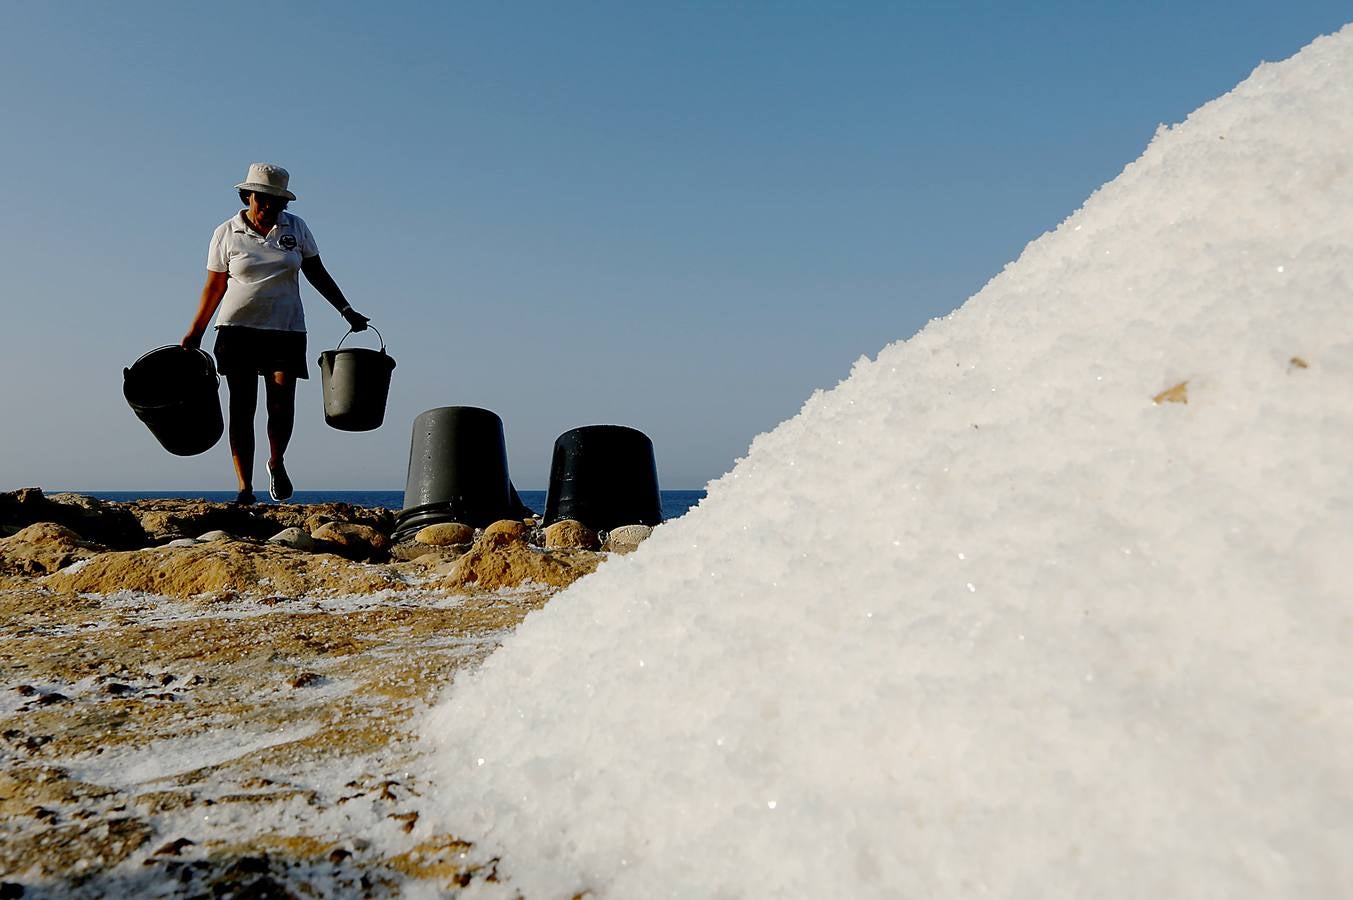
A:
[{"left": 181, "top": 332, "right": 202, "bottom": 350}]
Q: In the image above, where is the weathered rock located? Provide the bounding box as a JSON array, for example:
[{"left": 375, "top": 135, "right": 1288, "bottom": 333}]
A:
[
  {"left": 8, "top": 522, "right": 79, "bottom": 544},
  {"left": 385, "top": 550, "right": 466, "bottom": 588},
  {"left": 43, "top": 492, "right": 117, "bottom": 512},
  {"left": 132, "top": 499, "right": 394, "bottom": 545},
  {"left": 300, "top": 504, "right": 395, "bottom": 536},
  {"left": 604, "top": 524, "right": 654, "bottom": 554},
  {"left": 388, "top": 541, "right": 464, "bottom": 563},
  {"left": 0, "top": 522, "right": 107, "bottom": 579},
  {"left": 0, "top": 488, "right": 147, "bottom": 548},
  {"left": 5, "top": 487, "right": 43, "bottom": 505},
  {"left": 482, "top": 520, "right": 527, "bottom": 543},
  {"left": 42, "top": 542, "right": 400, "bottom": 597},
  {"left": 543, "top": 519, "right": 600, "bottom": 551},
  {"left": 2, "top": 491, "right": 398, "bottom": 551},
  {"left": 413, "top": 522, "right": 474, "bottom": 546},
  {"left": 268, "top": 527, "right": 318, "bottom": 552},
  {"left": 312, "top": 522, "right": 391, "bottom": 562},
  {"left": 431, "top": 528, "right": 602, "bottom": 591}
]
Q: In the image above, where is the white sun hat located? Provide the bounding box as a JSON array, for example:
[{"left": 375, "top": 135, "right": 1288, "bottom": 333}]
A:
[{"left": 235, "top": 162, "right": 296, "bottom": 200}]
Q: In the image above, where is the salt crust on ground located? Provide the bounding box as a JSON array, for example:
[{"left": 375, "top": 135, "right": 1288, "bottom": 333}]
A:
[
  {"left": 0, "top": 584, "right": 548, "bottom": 895},
  {"left": 421, "top": 26, "right": 1353, "bottom": 899}
]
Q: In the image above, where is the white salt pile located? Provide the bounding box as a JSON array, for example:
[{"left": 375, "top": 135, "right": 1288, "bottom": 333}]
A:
[{"left": 423, "top": 26, "right": 1353, "bottom": 898}]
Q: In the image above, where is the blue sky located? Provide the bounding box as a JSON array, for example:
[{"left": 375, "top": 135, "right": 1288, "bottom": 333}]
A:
[{"left": 1, "top": 2, "right": 1347, "bottom": 491}]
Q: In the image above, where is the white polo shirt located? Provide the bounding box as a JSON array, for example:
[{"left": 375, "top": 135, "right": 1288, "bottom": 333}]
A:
[{"left": 207, "top": 210, "right": 319, "bottom": 332}]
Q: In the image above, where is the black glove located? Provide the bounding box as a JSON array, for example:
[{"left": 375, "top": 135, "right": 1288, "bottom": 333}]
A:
[{"left": 341, "top": 307, "right": 370, "bottom": 332}]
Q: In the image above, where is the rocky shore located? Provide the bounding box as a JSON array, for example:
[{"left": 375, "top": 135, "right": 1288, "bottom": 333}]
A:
[{"left": 0, "top": 488, "right": 653, "bottom": 897}]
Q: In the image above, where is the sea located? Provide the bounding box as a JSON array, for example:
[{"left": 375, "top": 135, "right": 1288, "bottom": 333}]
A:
[{"left": 80, "top": 490, "right": 707, "bottom": 522}]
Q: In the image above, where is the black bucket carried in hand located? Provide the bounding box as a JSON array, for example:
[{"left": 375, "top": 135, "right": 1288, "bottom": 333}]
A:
[
  {"left": 123, "top": 345, "right": 224, "bottom": 456},
  {"left": 318, "top": 326, "right": 396, "bottom": 431},
  {"left": 543, "top": 424, "right": 663, "bottom": 531}
]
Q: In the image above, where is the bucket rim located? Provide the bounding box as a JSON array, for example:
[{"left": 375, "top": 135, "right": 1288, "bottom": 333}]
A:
[
  {"left": 317, "top": 346, "right": 396, "bottom": 367},
  {"left": 128, "top": 344, "right": 216, "bottom": 371},
  {"left": 395, "top": 500, "right": 458, "bottom": 521}
]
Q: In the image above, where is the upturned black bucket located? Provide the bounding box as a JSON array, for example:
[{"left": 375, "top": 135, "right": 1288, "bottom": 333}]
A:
[
  {"left": 393, "top": 406, "right": 524, "bottom": 540},
  {"left": 123, "top": 346, "right": 224, "bottom": 456},
  {"left": 543, "top": 425, "right": 662, "bottom": 531},
  {"left": 318, "top": 326, "right": 396, "bottom": 431}
]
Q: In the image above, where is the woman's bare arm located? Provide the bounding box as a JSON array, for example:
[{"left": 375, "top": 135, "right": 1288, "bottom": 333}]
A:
[
  {"left": 302, "top": 255, "right": 368, "bottom": 331},
  {"left": 182, "top": 270, "right": 230, "bottom": 348}
]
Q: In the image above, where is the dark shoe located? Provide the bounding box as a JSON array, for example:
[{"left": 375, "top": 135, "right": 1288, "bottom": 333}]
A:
[
  {"left": 268, "top": 462, "right": 293, "bottom": 502},
  {"left": 235, "top": 490, "right": 257, "bottom": 506}
]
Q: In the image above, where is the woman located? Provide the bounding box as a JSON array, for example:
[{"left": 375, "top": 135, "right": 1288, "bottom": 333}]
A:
[{"left": 182, "top": 163, "right": 369, "bottom": 505}]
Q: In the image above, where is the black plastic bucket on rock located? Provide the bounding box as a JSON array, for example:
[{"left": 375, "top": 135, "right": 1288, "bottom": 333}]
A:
[
  {"left": 393, "top": 406, "right": 527, "bottom": 541},
  {"left": 318, "top": 326, "right": 396, "bottom": 432},
  {"left": 543, "top": 425, "right": 663, "bottom": 531},
  {"left": 123, "top": 346, "right": 224, "bottom": 456}
]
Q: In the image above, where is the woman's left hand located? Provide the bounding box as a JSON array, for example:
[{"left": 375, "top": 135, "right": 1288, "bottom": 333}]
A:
[{"left": 341, "top": 307, "right": 370, "bottom": 332}]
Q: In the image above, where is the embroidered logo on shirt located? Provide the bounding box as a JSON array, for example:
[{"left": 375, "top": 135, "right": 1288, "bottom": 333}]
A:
[{"left": 279, "top": 235, "right": 298, "bottom": 251}]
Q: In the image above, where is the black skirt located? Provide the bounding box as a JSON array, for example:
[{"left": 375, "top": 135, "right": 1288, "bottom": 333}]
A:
[{"left": 213, "top": 326, "right": 309, "bottom": 379}]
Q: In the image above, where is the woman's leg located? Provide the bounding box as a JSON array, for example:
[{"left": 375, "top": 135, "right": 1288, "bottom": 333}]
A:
[
  {"left": 264, "top": 371, "right": 296, "bottom": 465},
  {"left": 225, "top": 371, "right": 259, "bottom": 496},
  {"left": 264, "top": 371, "right": 297, "bottom": 500}
]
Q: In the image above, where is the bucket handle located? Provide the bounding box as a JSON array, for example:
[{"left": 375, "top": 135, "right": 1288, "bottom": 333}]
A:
[
  {"left": 125, "top": 345, "right": 219, "bottom": 386},
  {"left": 336, "top": 325, "right": 386, "bottom": 354},
  {"left": 191, "top": 346, "right": 219, "bottom": 385}
]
